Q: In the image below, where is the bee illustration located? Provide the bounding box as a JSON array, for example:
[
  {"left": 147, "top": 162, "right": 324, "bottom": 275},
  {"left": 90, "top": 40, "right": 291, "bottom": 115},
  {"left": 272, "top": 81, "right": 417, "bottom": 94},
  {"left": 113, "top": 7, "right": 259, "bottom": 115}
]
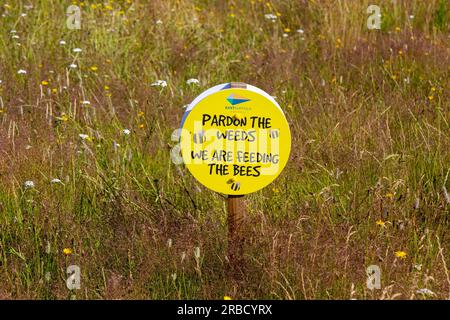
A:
[
  {"left": 269, "top": 129, "right": 279, "bottom": 139},
  {"left": 193, "top": 130, "right": 206, "bottom": 144},
  {"left": 227, "top": 178, "right": 241, "bottom": 191}
]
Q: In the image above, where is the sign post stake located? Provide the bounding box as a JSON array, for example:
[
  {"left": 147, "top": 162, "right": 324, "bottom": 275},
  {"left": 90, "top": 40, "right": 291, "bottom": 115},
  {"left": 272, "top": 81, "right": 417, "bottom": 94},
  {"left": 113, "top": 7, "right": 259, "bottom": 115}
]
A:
[
  {"left": 227, "top": 195, "right": 245, "bottom": 275},
  {"left": 179, "top": 81, "right": 291, "bottom": 279}
]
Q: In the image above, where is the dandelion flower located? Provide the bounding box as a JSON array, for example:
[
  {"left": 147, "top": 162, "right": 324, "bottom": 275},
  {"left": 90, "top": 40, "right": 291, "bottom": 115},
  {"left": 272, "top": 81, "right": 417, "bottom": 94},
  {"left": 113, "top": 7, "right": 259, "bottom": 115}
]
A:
[
  {"left": 56, "top": 114, "right": 69, "bottom": 122},
  {"left": 24, "top": 180, "right": 35, "bottom": 189},
  {"left": 41, "top": 80, "right": 49, "bottom": 86},
  {"left": 90, "top": 66, "right": 98, "bottom": 72},
  {"left": 284, "top": 28, "right": 291, "bottom": 33},
  {"left": 395, "top": 251, "right": 407, "bottom": 259},
  {"left": 376, "top": 219, "right": 386, "bottom": 227},
  {"left": 224, "top": 296, "right": 232, "bottom": 300},
  {"left": 63, "top": 248, "right": 73, "bottom": 255}
]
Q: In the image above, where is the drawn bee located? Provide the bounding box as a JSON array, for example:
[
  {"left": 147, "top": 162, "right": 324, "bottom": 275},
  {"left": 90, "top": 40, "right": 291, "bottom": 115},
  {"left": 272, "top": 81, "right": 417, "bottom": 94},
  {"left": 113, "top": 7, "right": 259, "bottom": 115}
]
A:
[
  {"left": 193, "top": 130, "right": 206, "bottom": 144},
  {"left": 227, "top": 178, "right": 241, "bottom": 191},
  {"left": 233, "top": 113, "right": 242, "bottom": 120},
  {"left": 269, "top": 129, "right": 279, "bottom": 139}
]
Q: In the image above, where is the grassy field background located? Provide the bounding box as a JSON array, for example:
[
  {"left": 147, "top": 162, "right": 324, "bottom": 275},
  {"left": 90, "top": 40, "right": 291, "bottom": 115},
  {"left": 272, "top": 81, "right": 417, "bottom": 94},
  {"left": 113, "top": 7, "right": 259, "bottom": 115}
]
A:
[{"left": 0, "top": 0, "right": 449, "bottom": 299}]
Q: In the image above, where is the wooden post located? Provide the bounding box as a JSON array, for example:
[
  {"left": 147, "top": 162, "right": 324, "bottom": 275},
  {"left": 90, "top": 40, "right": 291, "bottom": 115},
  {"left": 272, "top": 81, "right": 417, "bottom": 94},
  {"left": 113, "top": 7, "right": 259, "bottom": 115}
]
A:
[
  {"left": 227, "top": 82, "right": 247, "bottom": 276},
  {"left": 227, "top": 195, "right": 245, "bottom": 274}
]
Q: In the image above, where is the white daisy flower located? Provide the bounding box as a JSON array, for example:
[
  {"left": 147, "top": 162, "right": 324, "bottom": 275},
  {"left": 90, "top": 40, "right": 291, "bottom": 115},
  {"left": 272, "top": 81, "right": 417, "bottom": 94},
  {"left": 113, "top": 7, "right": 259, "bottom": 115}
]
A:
[
  {"left": 12, "top": 35, "right": 19, "bottom": 39},
  {"left": 150, "top": 80, "right": 167, "bottom": 88},
  {"left": 17, "top": 69, "right": 27, "bottom": 74},
  {"left": 155, "top": 19, "right": 163, "bottom": 25},
  {"left": 186, "top": 78, "right": 200, "bottom": 85},
  {"left": 73, "top": 48, "right": 82, "bottom": 53},
  {"left": 50, "top": 178, "right": 62, "bottom": 184},
  {"left": 264, "top": 13, "right": 277, "bottom": 22},
  {"left": 69, "top": 63, "right": 77, "bottom": 68},
  {"left": 79, "top": 134, "right": 89, "bottom": 140},
  {"left": 24, "top": 180, "right": 35, "bottom": 189},
  {"left": 59, "top": 40, "right": 66, "bottom": 45},
  {"left": 81, "top": 101, "right": 91, "bottom": 105},
  {"left": 123, "top": 129, "right": 131, "bottom": 135},
  {"left": 416, "top": 288, "right": 435, "bottom": 296},
  {"left": 297, "top": 29, "right": 305, "bottom": 34}
]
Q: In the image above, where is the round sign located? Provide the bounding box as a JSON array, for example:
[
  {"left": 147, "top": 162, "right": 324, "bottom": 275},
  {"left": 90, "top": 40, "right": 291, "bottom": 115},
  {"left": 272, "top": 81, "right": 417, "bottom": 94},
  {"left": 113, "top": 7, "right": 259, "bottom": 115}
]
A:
[{"left": 180, "top": 83, "right": 291, "bottom": 195}]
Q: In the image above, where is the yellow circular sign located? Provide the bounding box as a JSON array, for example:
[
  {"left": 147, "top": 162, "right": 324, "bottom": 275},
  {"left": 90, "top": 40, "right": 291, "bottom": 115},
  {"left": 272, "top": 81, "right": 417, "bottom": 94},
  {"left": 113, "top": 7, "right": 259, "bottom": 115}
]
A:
[{"left": 180, "top": 84, "right": 291, "bottom": 195}]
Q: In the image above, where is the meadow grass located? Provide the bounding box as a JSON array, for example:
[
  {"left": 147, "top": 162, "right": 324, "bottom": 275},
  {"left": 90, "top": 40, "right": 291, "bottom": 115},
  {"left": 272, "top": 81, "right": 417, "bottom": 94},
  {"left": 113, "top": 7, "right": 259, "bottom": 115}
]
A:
[{"left": 0, "top": 0, "right": 448, "bottom": 299}]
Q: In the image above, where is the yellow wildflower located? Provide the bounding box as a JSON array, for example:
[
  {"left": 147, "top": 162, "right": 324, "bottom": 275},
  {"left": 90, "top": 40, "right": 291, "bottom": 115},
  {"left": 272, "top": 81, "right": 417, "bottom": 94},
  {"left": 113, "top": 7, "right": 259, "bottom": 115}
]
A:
[
  {"left": 224, "top": 296, "right": 232, "bottom": 300},
  {"left": 376, "top": 219, "right": 386, "bottom": 227},
  {"left": 41, "top": 80, "right": 49, "bottom": 86},
  {"left": 56, "top": 114, "right": 70, "bottom": 122},
  {"left": 90, "top": 66, "right": 98, "bottom": 72},
  {"left": 63, "top": 248, "right": 73, "bottom": 255},
  {"left": 395, "top": 251, "right": 407, "bottom": 259}
]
